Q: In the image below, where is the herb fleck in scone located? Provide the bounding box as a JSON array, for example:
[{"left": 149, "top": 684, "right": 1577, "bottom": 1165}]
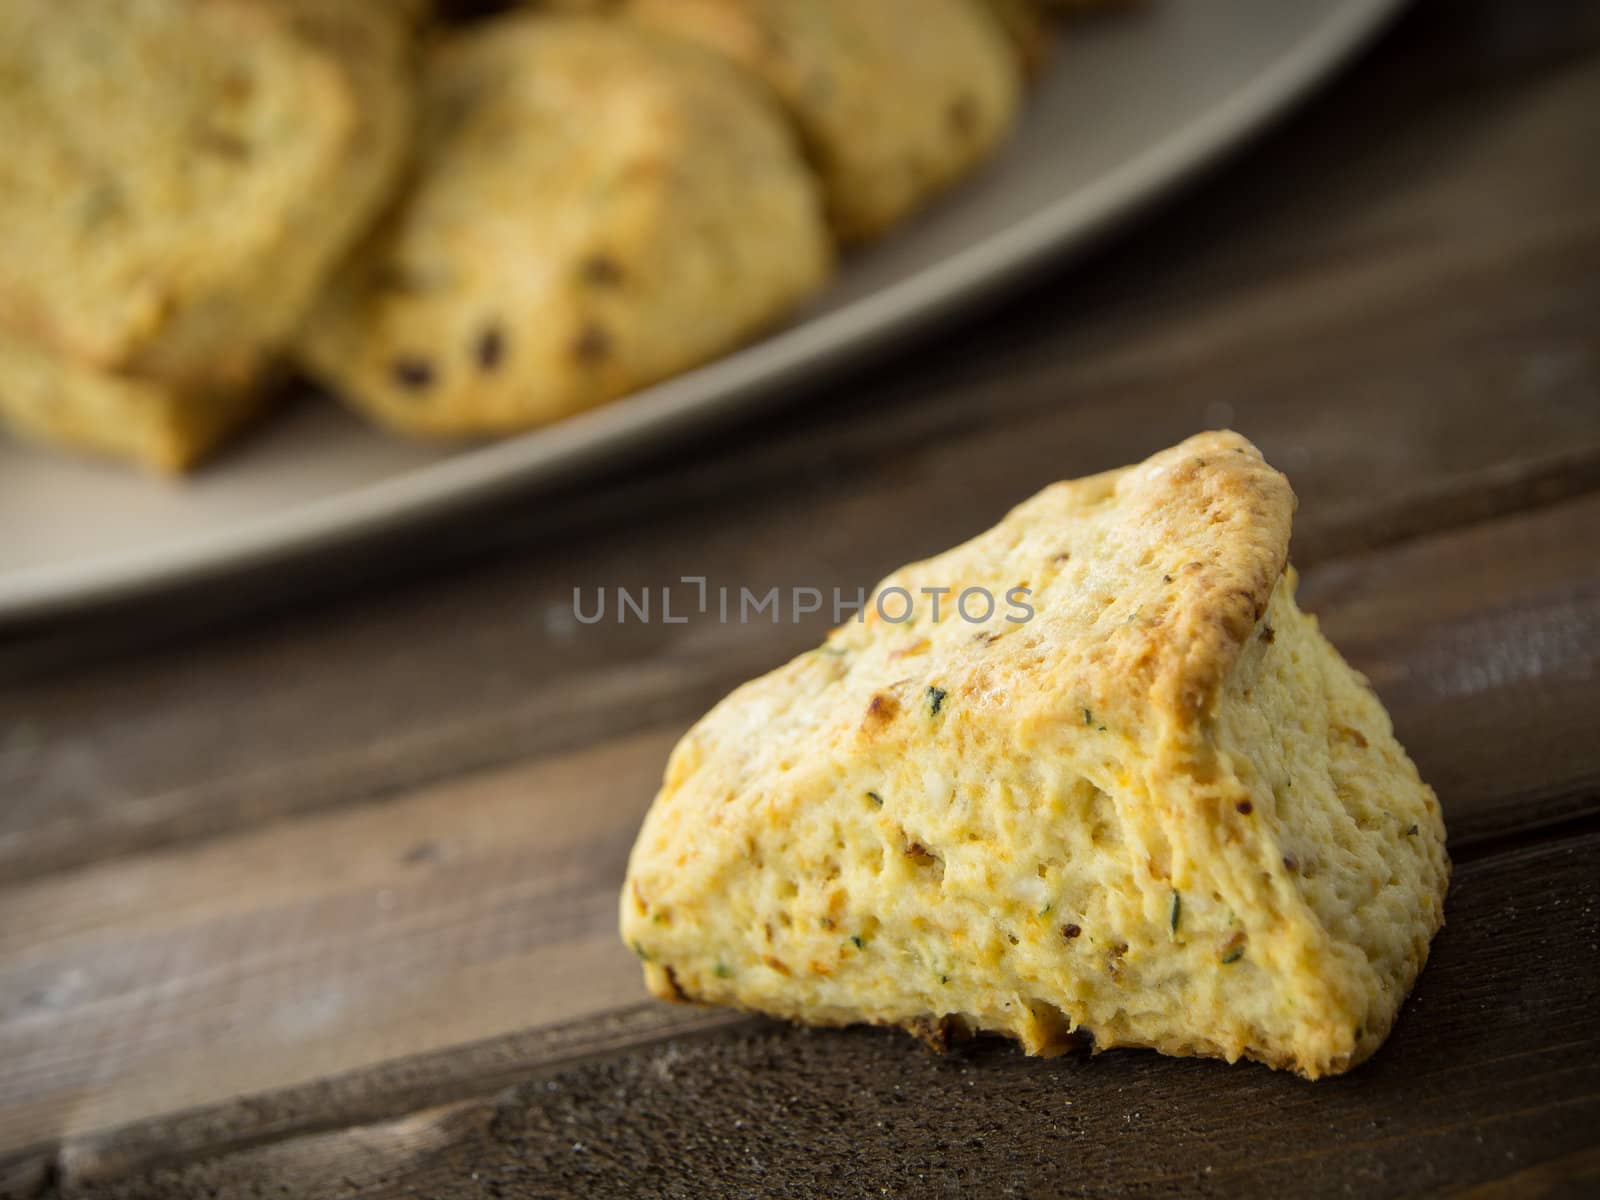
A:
[
  {"left": 626, "top": 0, "right": 1021, "bottom": 241},
  {"left": 297, "top": 15, "right": 831, "bottom": 438},
  {"left": 620, "top": 432, "right": 1449, "bottom": 1079},
  {"left": 0, "top": 0, "right": 413, "bottom": 395}
]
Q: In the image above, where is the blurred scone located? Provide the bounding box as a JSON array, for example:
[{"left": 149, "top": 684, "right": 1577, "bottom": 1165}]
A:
[
  {"left": 979, "top": 0, "right": 1054, "bottom": 77},
  {"left": 296, "top": 15, "right": 830, "bottom": 437},
  {"left": 0, "top": 0, "right": 413, "bottom": 395},
  {"left": 626, "top": 0, "right": 1022, "bottom": 240},
  {"left": 517, "top": 0, "right": 620, "bottom": 11},
  {"left": 0, "top": 332, "right": 268, "bottom": 473},
  {"left": 621, "top": 432, "right": 1449, "bottom": 1079},
  {"left": 0, "top": 0, "right": 413, "bottom": 467}
]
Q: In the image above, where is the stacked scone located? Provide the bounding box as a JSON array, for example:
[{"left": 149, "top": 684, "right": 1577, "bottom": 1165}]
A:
[
  {"left": 0, "top": 0, "right": 1097, "bottom": 470},
  {"left": 0, "top": 0, "right": 415, "bottom": 469}
]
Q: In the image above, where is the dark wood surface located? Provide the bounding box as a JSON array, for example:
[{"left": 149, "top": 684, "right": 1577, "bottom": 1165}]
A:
[{"left": 3, "top": 0, "right": 1599, "bottom": 1195}]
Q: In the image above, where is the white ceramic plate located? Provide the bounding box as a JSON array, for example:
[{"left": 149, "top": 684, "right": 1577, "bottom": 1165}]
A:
[{"left": 0, "top": 0, "right": 1404, "bottom": 620}]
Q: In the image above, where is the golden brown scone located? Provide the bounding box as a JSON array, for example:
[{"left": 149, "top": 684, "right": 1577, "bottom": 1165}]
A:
[
  {"left": 626, "top": 0, "right": 1021, "bottom": 241},
  {"left": 0, "top": 330, "right": 268, "bottom": 473},
  {"left": 0, "top": 0, "right": 413, "bottom": 394},
  {"left": 978, "top": 0, "right": 1054, "bottom": 78},
  {"left": 621, "top": 432, "right": 1449, "bottom": 1079},
  {"left": 517, "top": 0, "right": 619, "bottom": 10},
  {"left": 296, "top": 15, "right": 830, "bottom": 438}
]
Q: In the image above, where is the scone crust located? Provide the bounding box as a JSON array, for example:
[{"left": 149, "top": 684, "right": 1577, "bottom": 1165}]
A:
[
  {"left": 297, "top": 14, "right": 831, "bottom": 437},
  {"left": 0, "top": 331, "right": 266, "bottom": 472},
  {"left": 622, "top": 432, "right": 1449, "bottom": 1079},
  {"left": 626, "top": 0, "right": 1022, "bottom": 240}
]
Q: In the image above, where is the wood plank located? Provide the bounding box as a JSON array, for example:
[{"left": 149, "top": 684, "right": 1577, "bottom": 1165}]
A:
[
  {"left": 1302, "top": 494, "right": 1600, "bottom": 849},
  {"left": 2, "top": 32, "right": 1598, "bottom": 885},
  {"left": 2, "top": 4, "right": 1598, "bottom": 1191},
  {"left": 51, "top": 830, "right": 1600, "bottom": 1198},
  {"left": 52, "top": 1006, "right": 748, "bottom": 1193},
  {"left": 0, "top": 731, "right": 669, "bottom": 1158},
  {"left": 1, "top": 491, "right": 1598, "bottom": 1164}
]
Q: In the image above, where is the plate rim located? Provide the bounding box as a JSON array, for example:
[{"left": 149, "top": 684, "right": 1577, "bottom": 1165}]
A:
[{"left": 2, "top": 0, "right": 1407, "bottom": 622}]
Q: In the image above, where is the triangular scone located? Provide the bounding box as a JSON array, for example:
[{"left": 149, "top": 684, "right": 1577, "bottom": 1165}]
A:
[{"left": 621, "top": 432, "right": 1449, "bottom": 1079}]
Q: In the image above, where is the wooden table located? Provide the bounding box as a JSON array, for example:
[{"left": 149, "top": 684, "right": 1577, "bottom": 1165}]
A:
[{"left": 3, "top": 1, "right": 1598, "bottom": 1195}]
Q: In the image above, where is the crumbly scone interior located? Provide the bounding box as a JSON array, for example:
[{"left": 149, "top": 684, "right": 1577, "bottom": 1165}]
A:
[{"left": 1209, "top": 583, "right": 1449, "bottom": 1061}]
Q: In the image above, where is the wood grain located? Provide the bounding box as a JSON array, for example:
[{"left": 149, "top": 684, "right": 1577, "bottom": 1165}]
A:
[
  {"left": 1302, "top": 494, "right": 1600, "bottom": 851},
  {"left": 0, "top": 731, "right": 669, "bottom": 1158},
  {"left": 53, "top": 1006, "right": 749, "bottom": 1192},
  {"left": 53, "top": 832, "right": 1600, "bottom": 1199},
  {"left": 0, "top": 491, "right": 1597, "bottom": 1169}
]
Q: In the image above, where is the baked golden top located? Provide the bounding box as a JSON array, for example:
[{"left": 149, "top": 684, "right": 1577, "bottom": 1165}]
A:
[
  {"left": 839, "top": 429, "right": 1295, "bottom": 744},
  {"left": 622, "top": 432, "right": 1448, "bottom": 1078}
]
